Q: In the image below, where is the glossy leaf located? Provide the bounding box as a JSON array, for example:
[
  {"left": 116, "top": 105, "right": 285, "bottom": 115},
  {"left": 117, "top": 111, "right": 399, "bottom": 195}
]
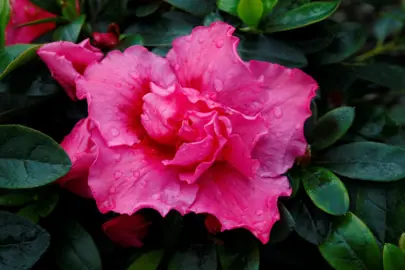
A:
[
  {"left": 168, "top": 244, "right": 217, "bottom": 270},
  {"left": 270, "top": 203, "right": 295, "bottom": 243},
  {"left": 0, "top": 0, "right": 10, "bottom": 48},
  {"left": 136, "top": 2, "right": 161, "bottom": 17},
  {"left": 54, "top": 220, "right": 102, "bottom": 270},
  {"left": 374, "top": 11, "right": 403, "bottom": 44},
  {"left": 237, "top": 0, "right": 263, "bottom": 28},
  {"left": 318, "top": 142, "right": 405, "bottom": 182},
  {"left": 127, "top": 250, "right": 164, "bottom": 270},
  {"left": 311, "top": 106, "right": 355, "bottom": 150},
  {"left": 18, "top": 193, "right": 59, "bottom": 223},
  {"left": 0, "top": 193, "right": 35, "bottom": 206},
  {"left": 217, "top": 0, "right": 238, "bottom": 16},
  {"left": 0, "top": 44, "right": 41, "bottom": 80},
  {"left": 265, "top": 1, "right": 340, "bottom": 33},
  {"left": 218, "top": 244, "right": 259, "bottom": 270},
  {"left": 116, "top": 34, "right": 144, "bottom": 51},
  {"left": 165, "top": 0, "right": 216, "bottom": 17},
  {"left": 262, "top": 0, "right": 278, "bottom": 16},
  {"left": 383, "top": 243, "right": 405, "bottom": 270},
  {"left": 319, "top": 212, "right": 381, "bottom": 270},
  {"left": 0, "top": 211, "right": 50, "bottom": 270},
  {"left": 0, "top": 125, "right": 71, "bottom": 189},
  {"left": 53, "top": 15, "right": 86, "bottom": 42},
  {"left": 302, "top": 167, "right": 349, "bottom": 216},
  {"left": 203, "top": 11, "right": 224, "bottom": 26},
  {"left": 388, "top": 104, "right": 405, "bottom": 125},
  {"left": 354, "top": 63, "right": 405, "bottom": 90}
]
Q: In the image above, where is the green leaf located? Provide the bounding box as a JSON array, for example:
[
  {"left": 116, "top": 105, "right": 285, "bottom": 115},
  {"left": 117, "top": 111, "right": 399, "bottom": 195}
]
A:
[
  {"left": 354, "top": 63, "right": 405, "bottom": 90},
  {"left": 168, "top": 244, "right": 217, "bottom": 270},
  {"left": 218, "top": 244, "right": 259, "bottom": 270},
  {"left": 262, "top": 0, "right": 278, "bottom": 16},
  {"left": 54, "top": 220, "right": 102, "bottom": 270},
  {"left": 237, "top": 0, "right": 263, "bottom": 27},
  {"left": 127, "top": 250, "right": 164, "bottom": 270},
  {"left": 18, "top": 193, "right": 59, "bottom": 223},
  {"left": 265, "top": 1, "right": 340, "bottom": 33},
  {"left": 203, "top": 11, "right": 224, "bottom": 26},
  {"left": 317, "top": 142, "right": 405, "bottom": 182},
  {"left": 0, "top": 125, "right": 71, "bottom": 189},
  {"left": 288, "top": 170, "right": 301, "bottom": 198},
  {"left": 136, "top": 2, "right": 161, "bottom": 17},
  {"left": 0, "top": 0, "right": 10, "bottom": 48},
  {"left": 313, "top": 22, "right": 366, "bottom": 65},
  {"left": 290, "top": 200, "right": 331, "bottom": 245},
  {"left": 302, "top": 167, "right": 349, "bottom": 216},
  {"left": 0, "top": 211, "right": 50, "bottom": 270},
  {"left": 62, "top": 0, "right": 79, "bottom": 20},
  {"left": 0, "top": 44, "right": 41, "bottom": 80},
  {"left": 399, "top": 233, "right": 405, "bottom": 253},
  {"left": 217, "top": 0, "right": 238, "bottom": 16},
  {"left": 319, "top": 212, "right": 381, "bottom": 270},
  {"left": 165, "top": 0, "right": 216, "bottom": 17},
  {"left": 374, "top": 11, "right": 403, "bottom": 44},
  {"left": 30, "top": 0, "right": 61, "bottom": 14},
  {"left": 270, "top": 203, "right": 295, "bottom": 243},
  {"left": 383, "top": 243, "right": 405, "bottom": 270},
  {"left": 53, "top": 15, "right": 86, "bottom": 42},
  {"left": 116, "top": 34, "right": 144, "bottom": 52},
  {"left": 388, "top": 104, "right": 405, "bottom": 125},
  {"left": 0, "top": 193, "right": 35, "bottom": 206},
  {"left": 353, "top": 105, "right": 386, "bottom": 140},
  {"left": 238, "top": 34, "right": 307, "bottom": 68},
  {"left": 311, "top": 106, "right": 355, "bottom": 150},
  {"left": 16, "top": 17, "right": 66, "bottom": 28}
]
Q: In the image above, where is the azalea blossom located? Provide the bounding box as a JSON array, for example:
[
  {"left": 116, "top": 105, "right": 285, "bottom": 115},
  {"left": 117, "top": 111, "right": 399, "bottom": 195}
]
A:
[{"left": 39, "top": 22, "right": 318, "bottom": 244}]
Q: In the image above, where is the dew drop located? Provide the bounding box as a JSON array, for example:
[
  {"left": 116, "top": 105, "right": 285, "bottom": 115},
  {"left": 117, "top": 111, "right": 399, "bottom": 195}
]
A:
[
  {"left": 139, "top": 180, "right": 146, "bottom": 188},
  {"left": 113, "top": 153, "right": 121, "bottom": 161},
  {"left": 110, "top": 128, "right": 120, "bottom": 137},
  {"left": 214, "top": 79, "right": 223, "bottom": 92},
  {"left": 152, "top": 194, "right": 161, "bottom": 200},
  {"left": 295, "top": 123, "right": 302, "bottom": 130},
  {"left": 256, "top": 210, "right": 264, "bottom": 216},
  {"left": 109, "top": 186, "right": 117, "bottom": 193},
  {"left": 215, "top": 39, "right": 224, "bottom": 48},
  {"left": 258, "top": 75, "right": 265, "bottom": 83},
  {"left": 273, "top": 107, "right": 283, "bottom": 119},
  {"left": 198, "top": 38, "right": 204, "bottom": 44},
  {"left": 174, "top": 64, "right": 180, "bottom": 71},
  {"left": 115, "top": 83, "right": 122, "bottom": 88},
  {"left": 185, "top": 35, "right": 192, "bottom": 42},
  {"left": 132, "top": 170, "right": 140, "bottom": 178},
  {"left": 114, "top": 171, "right": 123, "bottom": 180}
]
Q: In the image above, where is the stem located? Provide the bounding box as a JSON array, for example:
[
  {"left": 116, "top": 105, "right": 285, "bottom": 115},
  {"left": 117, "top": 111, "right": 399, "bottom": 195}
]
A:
[{"left": 355, "top": 42, "right": 398, "bottom": 62}]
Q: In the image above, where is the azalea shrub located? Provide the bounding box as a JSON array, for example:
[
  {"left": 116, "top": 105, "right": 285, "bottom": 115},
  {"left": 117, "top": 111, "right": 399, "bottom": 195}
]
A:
[{"left": 1, "top": 0, "right": 405, "bottom": 269}]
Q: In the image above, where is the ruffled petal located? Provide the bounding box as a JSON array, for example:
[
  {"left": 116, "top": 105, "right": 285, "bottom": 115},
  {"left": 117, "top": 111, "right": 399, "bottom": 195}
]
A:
[
  {"left": 37, "top": 39, "right": 103, "bottom": 100},
  {"left": 88, "top": 128, "right": 198, "bottom": 216},
  {"left": 102, "top": 214, "right": 151, "bottom": 248},
  {"left": 76, "top": 46, "right": 177, "bottom": 147},
  {"left": 250, "top": 61, "right": 318, "bottom": 177},
  {"left": 58, "top": 118, "right": 96, "bottom": 198},
  {"left": 188, "top": 164, "right": 291, "bottom": 244},
  {"left": 6, "top": 0, "right": 56, "bottom": 45},
  {"left": 166, "top": 22, "right": 266, "bottom": 116}
]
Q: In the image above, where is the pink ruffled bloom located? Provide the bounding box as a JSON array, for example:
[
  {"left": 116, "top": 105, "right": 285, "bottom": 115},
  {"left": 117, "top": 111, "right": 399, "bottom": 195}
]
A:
[
  {"left": 39, "top": 22, "right": 317, "bottom": 244},
  {"left": 6, "top": 0, "right": 79, "bottom": 45}
]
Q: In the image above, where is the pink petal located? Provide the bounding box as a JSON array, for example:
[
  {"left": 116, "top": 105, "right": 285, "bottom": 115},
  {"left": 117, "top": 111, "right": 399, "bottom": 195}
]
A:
[
  {"left": 6, "top": 0, "right": 56, "bottom": 45},
  {"left": 76, "top": 46, "right": 177, "bottom": 147},
  {"left": 102, "top": 214, "right": 151, "bottom": 248},
  {"left": 58, "top": 118, "right": 96, "bottom": 198},
  {"left": 188, "top": 164, "right": 291, "bottom": 244},
  {"left": 249, "top": 61, "right": 318, "bottom": 177},
  {"left": 38, "top": 40, "right": 103, "bottom": 100},
  {"left": 88, "top": 128, "right": 198, "bottom": 216},
  {"left": 166, "top": 22, "right": 266, "bottom": 116}
]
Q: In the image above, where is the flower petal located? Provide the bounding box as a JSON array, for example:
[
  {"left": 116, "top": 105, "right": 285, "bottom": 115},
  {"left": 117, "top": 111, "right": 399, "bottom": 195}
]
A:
[
  {"left": 88, "top": 128, "right": 198, "bottom": 216},
  {"left": 166, "top": 22, "right": 266, "bottom": 116},
  {"left": 102, "top": 214, "right": 151, "bottom": 248},
  {"left": 58, "top": 118, "right": 96, "bottom": 198},
  {"left": 250, "top": 61, "right": 318, "bottom": 177},
  {"left": 188, "top": 164, "right": 291, "bottom": 244},
  {"left": 6, "top": 0, "right": 56, "bottom": 45},
  {"left": 76, "top": 46, "right": 177, "bottom": 147},
  {"left": 38, "top": 39, "right": 103, "bottom": 100}
]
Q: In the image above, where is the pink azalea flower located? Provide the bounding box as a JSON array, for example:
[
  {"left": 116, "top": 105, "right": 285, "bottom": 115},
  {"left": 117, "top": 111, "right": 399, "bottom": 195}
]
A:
[
  {"left": 40, "top": 22, "right": 317, "bottom": 244},
  {"left": 6, "top": 0, "right": 80, "bottom": 45},
  {"left": 102, "top": 214, "right": 151, "bottom": 247}
]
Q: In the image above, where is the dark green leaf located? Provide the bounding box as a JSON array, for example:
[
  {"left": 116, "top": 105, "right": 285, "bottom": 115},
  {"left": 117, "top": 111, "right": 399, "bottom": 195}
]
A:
[
  {"left": 54, "top": 220, "right": 102, "bottom": 270},
  {"left": 319, "top": 212, "right": 381, "bottom": 270},
  {"left": 30, "top": 0, "right": 61, "bottom": 14},
  {"left": 53, "top": 15, "right": 86, "bottom": 42},
  {"left": 318, "top": 142, "right": 405, "bottom": 182},
  {"left": 62, "top": 0, "right": 79, "bottom": 20},
  {"left": 388, "top": 105, "right": 405, "bottom": 125},
  {"left": 354, "top": 63, "right": 405, "bottom": 90},
  {"left": 218, "top": 244, "right": 259, "bottom": 270},
  {"left": 0, "top": 211, "right": 50, "bottom": 270},
  {"left": 237, "top": 0, "right": 263, "bottom": 27},
  {"left": 353, "top": 105, "right": 386, "bottom": 140},
  {"left": 270, "top": 203, "right": 295, "bottom": 243},
  {"left": 302, "top": 167, "right": 349, "bottom": 216},
  {"left": 135, "top": 1, "right": 161, "bottom": 17},
  {"left": 290, "top": 200, "right": 331, "bottom": 245},
  {"left": 127, "top": 250, "right": 164, "bottom": 270},
  {"left": 16, "top": 17, "right": 66, "bottom": 28},
  {"left": 0, "top": 125, "right": 71, "bottom": 189},
  {"left": 116, "top": 34, "right": 144, "bottom": 51},
  {"left": 313, "top": 22, "right": 366, "bottom": 65},
  {"left": 238, "top": 34, "right": 307, "bottom": 68},
  {"left": 217, "top": 0, "right": 238, "bottom": 16},
  {"left": 265, "top": 1, "right": 340, "bottom": 33},
  {"left": 311, "top": 106, "right": 355, "bottom": 150},
  {"left": 18, "top": 193, "right": 59, "bottom": 223},
  {"left": 287, "top": 170, "right": 301, "bottom": 198},
  {"left": 399, "top": 233, "right": 405, "bottom": 253},
  {"left": 0, "top": 44, "right": 41, "bottom": 80},
  {"left": 0, "top": 193, "right": 35, "bottom": 206},
  {"left": 383, "top": 243, "right": 405, "bottom": 270},
  {"left": 374, "top": 11, "right": 403, "bottom": 44},
  {"left": 165, "top": 0, "right": 215, "bottom": 17},
  {"left": 0, "top": 0, "right": 10, "bottom": 48},
  {"left": 168, "top": 244, "right": 217, "bottom": 270},
  {"left": 203, "top": 11, "right": 224, "bottom": 26},
  {"left": 262, "top": 0, "right": 278, "bottom": 16}
]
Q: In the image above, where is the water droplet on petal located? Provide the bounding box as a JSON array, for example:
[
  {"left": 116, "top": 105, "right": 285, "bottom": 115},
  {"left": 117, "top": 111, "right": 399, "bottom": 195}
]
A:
[
  {"left": 109, "top": 186, "right": 117, "bottom": 193},
  {"left": 113, "top": 153, "right": 121, "bottom": 161},
  {"left": 114, "top": 171, "right": 123, "bottom": 180},
  {"left": 215, "top": 39, "right": 224, "bottom": 48},
  {"left": 185, "top": 35, "right": 192, "bottom": 42},
  {"left": 198, "top": 38, "right": 204, "bottom": 44},
  {"left": 295, "top": 123, "right": 302, "bottom": 130},
  {"left": 152, "top": 194, "right": 161, "bottom": 200},
  {"left": 115, "top": 83, "right": 122, "bottom": 88},
  {"left": 258, "top": 75, "right": 265, "bottom": 83},
  {"left": 110, "top": 128, "right": 120, "bottom": 137},
  {"left": 174, "top": 64, "right": 180, "bottom": 71},
  {"left": 132, "top": 170, "right": 140, "bottom": 178},
  {"left": 139, "top": 180, "right": 146, "bottom": 188},
  {"left": 256, "top": 210, "right": 264, "bottom": 216},
  {"left": 273, "top": 107, "right": 283, "bottom": 119},
  {"left": 214, "top": 79, "right": 223, "bottom": 92}
]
